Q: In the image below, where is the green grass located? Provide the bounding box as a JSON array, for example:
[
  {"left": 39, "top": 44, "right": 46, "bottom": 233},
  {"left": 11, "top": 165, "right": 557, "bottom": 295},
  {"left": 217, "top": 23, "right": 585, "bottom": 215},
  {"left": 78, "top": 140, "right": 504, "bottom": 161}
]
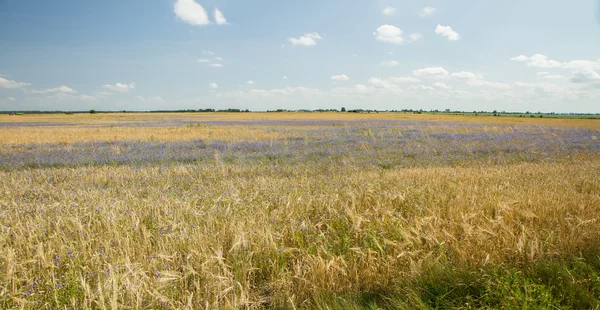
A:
[{"left": 312, "top": 248, "right": 600, "bottom": 309}]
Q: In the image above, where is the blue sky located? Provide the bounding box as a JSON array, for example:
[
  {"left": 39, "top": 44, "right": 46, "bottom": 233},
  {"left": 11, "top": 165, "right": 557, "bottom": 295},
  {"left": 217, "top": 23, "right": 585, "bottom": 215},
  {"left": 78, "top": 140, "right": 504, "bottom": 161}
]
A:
[{"left": 0, "top": 0, "right": 599, "bottom": 112}]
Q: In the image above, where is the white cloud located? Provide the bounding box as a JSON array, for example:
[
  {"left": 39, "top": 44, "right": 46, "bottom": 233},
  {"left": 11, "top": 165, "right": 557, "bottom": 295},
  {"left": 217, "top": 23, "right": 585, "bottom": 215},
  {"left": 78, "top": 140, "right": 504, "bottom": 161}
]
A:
[
  {"left": 7, "top": 97, "right": 16, "bottom": 101},
  {"left": 562, "top": 60, "right": 600, "bottom": 71},
  {"left": 102, "top": 82, "right": 135, "bottom": 92},
  {"left": 203, "top": 51, "right": 215, "bottom": 55},
  {"left": 389, "top": 76, "right": 421, "bottom": 83},
  {"left": 409, "top": 85, "right": 434, "bottom": 91},
  {"left": 382, "top": 7, "right": 396, "bottom": 15},
  {"left": 368, "top": 77, "right": 395, "bottom": 89},
  {"left": 46, "top": 93, "right": 97, "bottom": 101},
  {"left": 570, "top": 70, "right": 600, "bottom": 83},
  {"left": 512, "top": 55, "right": 600, "bottom": 72},
  {"left": 537, "top": 72, "right": 564, "bottom": 80},
  {"left": 435, "top": 25, "right": 460, "bottom": 41},
  {"left": 353, "top": 84, "right": 375, "bottom": 95},
  {"left": 135, "top": 96, "right": 163, "bottom": 101},
  {"left": 511, "top": 55, "right": 529, "bottom": 62},
  {"left": 210, "top": 63, "right": 223, "bottom": 68},
  {"left": 282, "top": 76, "right": 288, "bottom": 80},
  {"left": 209, "top": 82, "right": 219, "bottom": 89},
  {"left": 289, "top": 33, "right": 323, "bottom": 46},
  {"left": 374, "top": 25, "right": 404, "bottom": 44},
  {"left": 174, "top": 0, "right": 210, "bottom": 26},
  {"left": 331, "top": 74, "right": 350, "bottom": 81},
  {"left": 218, "top": 86, "right": 325, "bottom": 99},
  {"left": 214, "top": 56, "right": 224, "bottom": 61},
  {"left": 78, "top": 95, "right": 97, "bottom": 101},
  {"left": 451, "top": 71, "right": 480, "bottom": 80},
  {"left": 467, "top": 80, "right": 510, "bottom": 89},
  {"left": 510, "top": 54, "right": 561, "bottom": 68},
  {"left": 369, "top": 76, "right": 421, "bottom": 88},
  {"left": 409, "top": 33, "right": 423, "bottom": 42},
  {"left": 32, "top": 85, "right": 76, "bottom": 94},
  {"left": 420, "top": 7, "right": 436, "bottom": 17},
  {"left": 352, "top": 54, "right": 358, "bottom": 58},
  {"left": 413, "top": 67, "right": 449, "bottom": 77},
  {"left": 197, "top": 58, "right": 210, "bottom": 63},
  {"left": 0, "top": 77, "right": 30, "bottom": 89},
  {"left": 214, "top": 8, "right": 227, "bottom": 25},
  {"left": 433, "top": 82, "right": 452, "bottom": 89},
  {"left": 381, "top": 60, "right": 400, "bottom": 66},
  {"left": 247, "top": 80, "right": 256, "bottom": 85}
]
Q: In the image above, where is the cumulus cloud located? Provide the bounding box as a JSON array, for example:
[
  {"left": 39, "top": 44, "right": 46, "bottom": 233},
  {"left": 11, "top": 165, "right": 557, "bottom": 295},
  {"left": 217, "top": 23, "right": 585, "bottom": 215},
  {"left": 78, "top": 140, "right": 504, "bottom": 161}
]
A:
[
  {"left": 282, "top": 76, "right": 288, "bottom": 80},
  {"left": 433, "top": 82, "right": 452, "bottom": 89},
  {"left": 413, "top": 67, "right": 449, "bottom": 77},
  {"left": 382, "top": 7, "right": 396, "bottom": 15},
  {"left": 563, "top": 60, "right": 600, "bottom": 71},
  {"left": 197, "top": 58, "right": 210, "bottom": 63},
  {"left": 0, "top": 77, "right": 30, "bottom": 89},
  {"left": 214, "top": 8, "right": 227, "bottom": 25},
  {"left": 510, "top": 54, "right": 561, "bottom": 68},
  {"left": 330, "top": 74, "right": 350, "bottom": 81},
  {"left": 209, "top": 82, "right": 219, "bottom": 89},
  {"left": 420, "top": 7, "right": 436, "bottom": 17},
  {"left": 247, "top": 80, "right": 256, "bottom": 85},
  {"left": 102, "top": 82, "right": 135, "bottom": 92},
  {"left": 7, "top": 97, "right": 16, "bottom": 101},
  {"left": 570, "top": 70, "right": 600, "bottom": 83},
  {"left": 374, "top": 25, "right": 404, "bottom": 44},
  {"left": 381, "top": 60, "right": 400, "bottom": 66},
  {"left": 174, "top": 0, "right": 210, "bottom": 26},
  {"left": 32, "top": 85, "right": 76, "bottom": 94},
  {"left": 435, "top": 25, "right": 460, "bottom": 41},
  {"left": 210, "top": 63, "right": 223, "bottom": 68},
  {"left": 289, "top": 33, "right": 323, "bottom": 46}
]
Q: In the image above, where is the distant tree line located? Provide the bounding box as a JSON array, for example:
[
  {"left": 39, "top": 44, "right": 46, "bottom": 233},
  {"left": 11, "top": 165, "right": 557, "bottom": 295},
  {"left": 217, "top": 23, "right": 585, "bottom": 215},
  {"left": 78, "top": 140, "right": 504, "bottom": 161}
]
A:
[{"left": 1, "top": 109, "right": 599, "bottom": 118}]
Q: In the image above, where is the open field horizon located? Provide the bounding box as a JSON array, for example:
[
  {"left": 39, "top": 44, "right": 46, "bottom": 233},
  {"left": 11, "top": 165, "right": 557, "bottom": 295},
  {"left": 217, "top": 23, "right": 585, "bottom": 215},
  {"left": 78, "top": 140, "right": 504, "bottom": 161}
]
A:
[{"left": 1, "top": 113, "right": 599, "bottom": 308}]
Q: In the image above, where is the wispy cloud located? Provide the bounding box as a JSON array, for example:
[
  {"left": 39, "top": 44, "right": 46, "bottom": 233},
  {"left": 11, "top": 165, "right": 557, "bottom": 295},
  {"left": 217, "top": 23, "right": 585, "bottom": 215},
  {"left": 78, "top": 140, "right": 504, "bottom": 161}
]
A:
[
  {"left": 289, "top": 33, "right": 323, "bottom": 46},
  {"left": 420, "top": 7, "right": 436, "bottom": 17},
  {"left": 214, "top": 8, "right": 227, "bottom": 25},
  {"left": 330, "top": 74, "right": 350, "bottom": 81},
  {"left": 382, "top": 7, "right": 396, "bottom": 16},
  {"left": 102, "top": 82, "right": 135, "bottom": 92},
  {"left": 0, "top": 77, "right": 30, "bottom": 89},
  {"left": 32, "top": 85, "right": 76, "bottom": 94},
  {"left": 381, "top": 60, "right": 400, "bottom": 67}
]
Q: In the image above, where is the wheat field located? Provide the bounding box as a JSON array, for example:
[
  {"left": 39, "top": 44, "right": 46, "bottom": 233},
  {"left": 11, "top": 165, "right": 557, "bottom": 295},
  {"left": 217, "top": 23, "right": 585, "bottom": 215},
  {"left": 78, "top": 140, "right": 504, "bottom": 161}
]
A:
[{"left": 0, "top": 113, "right": 599, "bottom": 309}]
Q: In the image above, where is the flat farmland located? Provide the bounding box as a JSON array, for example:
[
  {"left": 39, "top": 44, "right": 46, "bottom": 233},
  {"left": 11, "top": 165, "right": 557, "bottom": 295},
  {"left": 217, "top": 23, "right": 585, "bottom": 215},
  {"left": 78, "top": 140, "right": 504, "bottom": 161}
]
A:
[{"left": 1, "top": 113, "right": 599, "bottom": 309}]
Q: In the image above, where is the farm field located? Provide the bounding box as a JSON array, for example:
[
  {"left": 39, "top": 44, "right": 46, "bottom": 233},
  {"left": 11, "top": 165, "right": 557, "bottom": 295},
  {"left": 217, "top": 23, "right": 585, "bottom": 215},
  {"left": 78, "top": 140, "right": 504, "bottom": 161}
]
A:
[{"left": 1, "top": 112, "right": 599, "bottom": 309}]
